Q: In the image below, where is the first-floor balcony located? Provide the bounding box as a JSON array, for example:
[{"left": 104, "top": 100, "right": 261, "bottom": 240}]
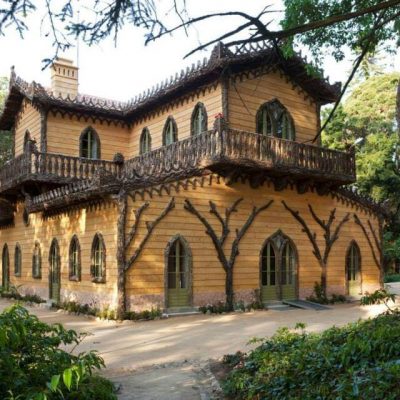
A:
[{"left": 0, "top": 127, "right": 356, "bottom": 199}]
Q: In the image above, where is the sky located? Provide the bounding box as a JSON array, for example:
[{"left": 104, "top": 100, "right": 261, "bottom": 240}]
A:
[{"left": 0, "top": 0, "right": 399, "bottom": 101}]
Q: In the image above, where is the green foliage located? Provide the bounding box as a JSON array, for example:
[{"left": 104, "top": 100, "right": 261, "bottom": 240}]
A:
[
  {"left": 384, "top": 273, "right": 400, "bottom": 283},
  {"left": 0, "top": 77, "right": 12, "bottom": 167},
  {"left": 0, "top": 304, "right": 116, "bottom": 399},
  {"left": 199, "top": 301, "right": 229, "bottom": 314},
  {"left": 306, "top": 282, "right": 346, "bottom": 304},
  {"left": 222, "top": 313, "right": 400, "bottom": 399},
  {"left": 360, "top": 288, "right": 398, "bottom": 314},
  {"left": 282, "top": 1, "right": 400, "bottom": 64},
  {"left": 0, "top": 284, "right": 46, "bottom": 304},
  {"left": 57, "top": 300, "right": 161, "bottom": 321}
]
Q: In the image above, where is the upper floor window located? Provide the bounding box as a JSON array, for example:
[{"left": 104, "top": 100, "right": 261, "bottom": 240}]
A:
[
  {"left": 140, "top": 128, "right": 152, "bottom": 154},
  {"left": 32, "top": 241, "right": 42, "bottom": 279},
  {"left": 256, "top": 100, "right": 295, "bottom": 140},
  {"left": 14, "top": 243, "right": 22, "bottom": 277},
  {"left": 23, "top": 131, "right": 31, "bottom": 152},
  {"left": 191, "top": 103, "right": 208, "bottom": 135},
  {"left": 80, "top": 127, "right": 101, "bottom": 159},
  {"left": 69, "top": 235, "right": 81, "bottom": 281},
  {"left": 163, "top": 116, "right": 178, "bottom": 146},
  {"left": 91, "top": 233, "right": 106, "bottom": 283}
]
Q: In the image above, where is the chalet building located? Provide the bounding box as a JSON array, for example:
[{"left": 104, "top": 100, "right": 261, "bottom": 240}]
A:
[{"left": 0, "top": 43, "right": 384, "bottom": 314}]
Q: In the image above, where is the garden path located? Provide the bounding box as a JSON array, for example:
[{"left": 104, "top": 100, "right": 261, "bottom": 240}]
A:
[{"left": 0, "top": 300, "right": 388, "bottom": 399}]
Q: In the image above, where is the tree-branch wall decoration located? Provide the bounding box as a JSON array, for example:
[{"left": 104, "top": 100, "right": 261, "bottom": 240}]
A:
[
  {"left": 184, "top": 197, "right": 273, "bottom": 310},
  {"left": 282, "top": 200, "right": 350, "bottom": 293},
  {"left": 354, "top": 214, "right": 383, "bottom": 285},
  {"left": 116, "top": 191, "right": 175, "bottom": 317}
]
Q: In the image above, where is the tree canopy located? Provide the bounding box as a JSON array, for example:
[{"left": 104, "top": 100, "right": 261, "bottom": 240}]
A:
[{"left": 0, "top": 77, "right": 12, "bottom": 167}]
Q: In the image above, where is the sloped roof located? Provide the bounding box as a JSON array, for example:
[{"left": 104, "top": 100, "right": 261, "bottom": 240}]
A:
[{"left": 0, "top": 42, "right": 341, "bottom": 130}]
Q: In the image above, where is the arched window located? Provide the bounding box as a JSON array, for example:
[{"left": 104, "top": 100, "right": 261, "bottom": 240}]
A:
[
  {"left": 80, "top": 127, "right": 101, "bottom": 159},
  {"left": 256, "top": 100, "right": 295, "bottom": 140},
  {"left": 49, "top": 239, "right": 61, "bottom": 302},
  {"left": 261, "top": 241, "right": 276, "bottom": 287},
  {"left": 69, "top": 235, "right": 81, "bottom": 281},
  {"left": 2, "top": 244, "right": 9, "bottom": 290},
  {"left": 163, "top": 116, "right": 178, "bottom": 146},
  {"left": 14, "top": 243, "right": 22, "bottom": 277},
  {"left": 32, "top": 241, "right": 42, "bottom": 279},
  {"left": 91, "top": 233, "right": 106, "bottom": 283},
  {"left": 166, "top": 235, "right": 191, "bottom": 308},
  {"left": 281, "top": 242, "right": 296, "bottom": 286},
  {"left": 139, "top": 128, "right": 152, "bottom": 154},
  {"left": 191, "top": 103, "right": 208, "bottom": 135},
  {"left": 346, "top": 241, "right": 361, "bottom": 295}
]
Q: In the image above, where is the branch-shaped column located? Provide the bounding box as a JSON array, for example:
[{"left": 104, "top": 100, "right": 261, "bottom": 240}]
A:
[
  {"left": 282, "top": 200, "right": 350, "bottom": 293},
  {"left": 354, "top": 214, "right": 383, "bottom": 285},
  {"left": 116, "top": 193, "right": 175, "bottom": 318},
  {"left": 184, "top": 198, "right": 273, "bottom": 310}
]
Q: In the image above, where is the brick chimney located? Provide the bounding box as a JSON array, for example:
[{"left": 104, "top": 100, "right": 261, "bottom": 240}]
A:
[{"left": 51, "top": 58, "right": 79, "bottom": 98}]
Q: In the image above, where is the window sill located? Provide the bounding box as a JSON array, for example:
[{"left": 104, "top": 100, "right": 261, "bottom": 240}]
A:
[
  {"left": 91, "top": 277, "right": 106, "bottom": 284},
  {"left": 14, "top": 273, "right": 21, "bottom": 277},
  {"left": 69, "top": 276, "right": 81, "bottom": 282},
  {"left": 32, "top": 275, "right": 42, "bottom": 280}
]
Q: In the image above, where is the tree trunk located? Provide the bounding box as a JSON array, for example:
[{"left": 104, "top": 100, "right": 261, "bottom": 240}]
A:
[
  {"left": 225, "top": 267, "right": 234, "bottom": 311},
  {"left": 320, "top": 263, "right": 327, "bottom": 296},
  {"left": 116, "top": 190, "right": 127, "bottom": 319}
]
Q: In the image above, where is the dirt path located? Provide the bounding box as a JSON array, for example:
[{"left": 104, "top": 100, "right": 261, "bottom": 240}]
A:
[{"left": 0, "top": 300, "right": 388, "bottom": 399}]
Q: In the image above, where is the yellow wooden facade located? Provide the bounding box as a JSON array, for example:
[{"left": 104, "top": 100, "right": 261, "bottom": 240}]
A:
[{"left": 0, "top": 52, "right": 383, "bottom": 312}]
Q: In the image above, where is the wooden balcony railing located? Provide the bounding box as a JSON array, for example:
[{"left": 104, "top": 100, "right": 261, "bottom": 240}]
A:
[
  {"left": 123, "top": 129, "right": 356, "bottom": 184},
  {"left": 0, "top": 128, "right": 356, "bottom": 195},
  {"left": 0, "top": 151, "right": 122, "bottom": 193}
]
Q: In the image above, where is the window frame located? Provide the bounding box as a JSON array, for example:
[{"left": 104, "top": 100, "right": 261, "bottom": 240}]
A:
[
  {"left": 69, "top": 235, "right": 81, "bottom": 282},
  {"left": 90, "top": 233, "right": 106, "bottom": 283},
  {"left": 79, "top": 127, "right": 101, "bottom": 159},
  {"left": 162, "top": 116, "right": 178, "bottom": 146},
  {"left": 256, "top": 99, "right": 295, "bottom": 140},
  {"left": 14, "top": 243, "right": 22, "bottom": 277},
  {"left": 190, "top": 102, "right": 208, "bottom": 136},
  {"left": 32, "top": 241, "right": 42, "bottom": 279},
  {"left": 139, "top": 127, "right": 152, "bottom": 155}
]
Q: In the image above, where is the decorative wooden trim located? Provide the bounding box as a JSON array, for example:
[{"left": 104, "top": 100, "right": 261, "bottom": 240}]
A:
[
  {"left": 164, "top": 234, "right": 193, "bottom": 310},
  {"left": 125, "top": 197, "right": 175, "bottom": 270},
  {"left": 184, "top": 197, "right": 273, "bottom": 310},
  {"left": 282, "top": 201, "right": 350, "bottom": 293},
  {"left": 68, "top": 235, "right": 81, "bottom": 281},
  {"left": 353, "top": 214, "right": 382, "bottom": 284}
]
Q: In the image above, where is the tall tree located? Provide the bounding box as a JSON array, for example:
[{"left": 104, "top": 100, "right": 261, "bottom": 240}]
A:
[{"left": 0, "top": 78, "right": 12, "bottom": 167}]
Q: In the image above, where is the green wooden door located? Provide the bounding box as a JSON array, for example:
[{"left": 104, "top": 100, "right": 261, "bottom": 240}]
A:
[
  {"left": 261, "top": 243, "right": 278, "bottom": 302},
  {"left": 49, "top": 241, "right": 60, "bottom": 302},
  {"left": 281, "top": 243, "right": 296, "bottom": 300},
  {"left": 347, "top": 243, "right": 361, "bottom": 296},
  {"left": 167, "top": 240, "right": 189, "bottom": 308},
  {"left": 2, "top": 245, "right": 9, "bottom": 291}
]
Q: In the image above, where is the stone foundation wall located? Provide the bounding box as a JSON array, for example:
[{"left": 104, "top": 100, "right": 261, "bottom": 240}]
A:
[
  {"left": 61, "top": 289, "right": 117, "bottom": 310},
  {"left": 126, "top": 293, "right": 164, "bottom": 312},
  {"left": 19, "top": 285, "right": 48, "bottom": 300}
]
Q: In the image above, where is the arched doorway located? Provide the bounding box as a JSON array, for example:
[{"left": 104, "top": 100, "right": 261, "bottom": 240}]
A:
[
  {"left": 2, "top": 244, "right": 9, "bottom": 290},
  {"left": 49, "top": 239, "right": 61, "bottom": 302},
  {"left": 260, "top": 231, "right": 297, "bottom": 303},
  {"left": 165, "top": 235, "right": 192, "bottom": 308},
  {"left": 346, "top": 241, "right": 361, "bottom": 296}
]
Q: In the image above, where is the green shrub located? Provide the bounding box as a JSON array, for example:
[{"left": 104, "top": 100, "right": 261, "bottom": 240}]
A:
[
  {"left": 307, "top": 282, "right": 347, "bottom": 304},
  {"left": 123, "top": 307, "right": 162, "bottom": 321},
  {"left": 0, "top": 304, "right": 116, "bottom": 399},
  {"left": 384, "top": 273, "right": 400, "bottom": 283},
  {"left": 222, "top": 314, "right": 400, "bottom": 399}
]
